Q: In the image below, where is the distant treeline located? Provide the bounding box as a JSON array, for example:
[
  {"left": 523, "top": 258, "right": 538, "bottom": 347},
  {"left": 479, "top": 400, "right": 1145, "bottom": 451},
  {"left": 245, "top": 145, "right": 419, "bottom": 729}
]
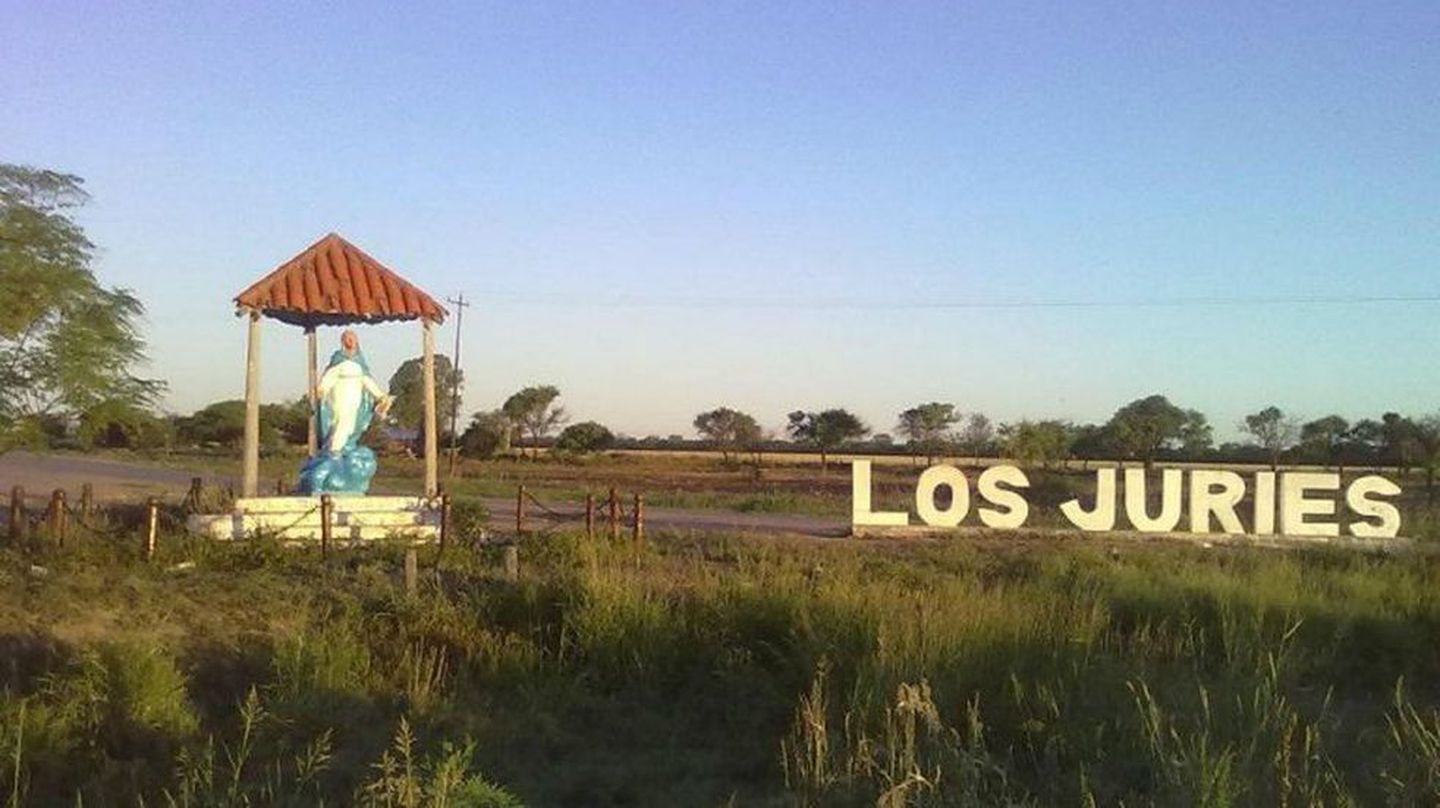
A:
[{"left": 23, "top": 384, "right": 1436, "bottom": 489}]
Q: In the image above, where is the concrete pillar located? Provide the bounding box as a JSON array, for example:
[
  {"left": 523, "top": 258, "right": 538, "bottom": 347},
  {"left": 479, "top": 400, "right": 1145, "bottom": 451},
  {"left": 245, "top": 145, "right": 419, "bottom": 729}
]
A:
[
  {"left": 243, "top": 310, "right": 261, "bottom": 497},
  {"left": 422, "top": 318, "right": 438, "bottom": 497}
]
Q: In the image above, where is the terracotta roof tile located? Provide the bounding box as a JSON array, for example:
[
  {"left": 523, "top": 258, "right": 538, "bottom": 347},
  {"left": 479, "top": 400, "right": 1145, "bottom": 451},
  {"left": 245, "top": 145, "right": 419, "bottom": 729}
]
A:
[{"left": 234, "top": 233, "right": 447, "bottom": 327}]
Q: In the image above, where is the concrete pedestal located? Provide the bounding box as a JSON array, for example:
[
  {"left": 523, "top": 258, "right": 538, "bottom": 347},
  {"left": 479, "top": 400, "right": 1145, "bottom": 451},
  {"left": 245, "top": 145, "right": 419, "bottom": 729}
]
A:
[{"left": 187, "top": 496, "right": 439, "bottom": 542}]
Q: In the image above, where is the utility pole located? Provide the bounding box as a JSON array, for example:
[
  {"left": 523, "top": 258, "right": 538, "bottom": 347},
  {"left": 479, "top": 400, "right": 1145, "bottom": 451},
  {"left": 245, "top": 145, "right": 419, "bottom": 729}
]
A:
[{"left": 445, "top": 293, "right": 470, "bottom": 476}]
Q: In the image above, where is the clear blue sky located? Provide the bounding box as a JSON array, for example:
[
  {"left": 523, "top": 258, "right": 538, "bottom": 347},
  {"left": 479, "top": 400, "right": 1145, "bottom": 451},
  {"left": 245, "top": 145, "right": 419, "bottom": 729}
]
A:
[{"left": 5, "top": 1, "right": 1437, "bottom": 440}]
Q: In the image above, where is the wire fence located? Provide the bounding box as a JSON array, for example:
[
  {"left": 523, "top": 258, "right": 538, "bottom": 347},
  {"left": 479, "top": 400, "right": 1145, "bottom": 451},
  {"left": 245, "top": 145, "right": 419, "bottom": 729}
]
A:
[{"left": 513, "top": 485, "right": 645, "bottom": 540}]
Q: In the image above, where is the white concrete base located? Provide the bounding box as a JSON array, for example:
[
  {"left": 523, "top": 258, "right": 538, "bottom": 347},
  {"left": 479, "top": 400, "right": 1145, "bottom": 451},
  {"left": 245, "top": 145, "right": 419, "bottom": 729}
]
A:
[{"left": 187, "top": 496, "right": 440, "bottom": 542}]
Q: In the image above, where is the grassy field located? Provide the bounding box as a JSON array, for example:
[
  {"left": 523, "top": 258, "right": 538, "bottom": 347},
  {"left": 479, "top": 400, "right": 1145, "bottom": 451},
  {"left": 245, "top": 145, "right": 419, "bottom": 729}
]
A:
[{"left": 3, "top": 503, "right": 1440, "bottom": 805}]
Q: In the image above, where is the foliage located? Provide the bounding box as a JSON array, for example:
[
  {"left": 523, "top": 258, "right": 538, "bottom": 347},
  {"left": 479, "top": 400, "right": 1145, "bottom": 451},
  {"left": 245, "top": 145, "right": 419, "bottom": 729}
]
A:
[
  {"left": 1410, "top": 416, "right": 1440, "bottom": 499},
  {"left": 1242, "top": 406, "right": 1298, "bottom": 470},
  {"left": 1382, "top": 412, "right": 1417, "bottom": 473},
  {"left": 175, "top": 400, "right": 247, "bottom": 448},
  {"left": 460, "top": 410, "right": 514, "bottom": 459},
  {"left": 692, "top": 407, "right": 761, "bottom": 462},
  {"left": 786, "top": 409, "right": 868, "bottom": 469},
  {"left": 554, "top": 421, "right": 615, "bottom": 454},
  {"left": 896, "top": 402, "right": 959, "bottom": 464},
  {"left": 1068, "top": 423, "right": 1112, "bottom": 467},
  {"left": 261, "top": 398, "right": 311, "bottom": 447},
  {"left": 958, "top": 413, "right": 995, "bottom": 461},
  {"left": 175, "top": 399, "right": 308, "bottom": 450},
  {"left": 0, "top": 164, "right": 162, "bottom": 430},
  {"left": 387, "top": 354, "right": 462, "bottom": 438},
  {"left": 1300, "top": 415, "right": 1350, "bottom": 470},
  {"left": 1177, "top": 408, "right": 1212, "bottom": 456},
  {"left": 999, "top": 419, "right": 1071, "bottom": 468},
  {"left": 1106, "top": 394, "right": 1189, "bottom": 468},
  {"left": 76, "top": 399, "right": 173, "bottom": 449},
  {"left": 501, "top": 385, "right": 566, "bottom": 459}
]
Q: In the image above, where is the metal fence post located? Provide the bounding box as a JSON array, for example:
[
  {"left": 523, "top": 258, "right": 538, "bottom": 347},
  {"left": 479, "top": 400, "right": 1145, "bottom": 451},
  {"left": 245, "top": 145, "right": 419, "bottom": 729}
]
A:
[
  {"left": 608, "top": 487, "right": 619, "bottom": 540},
  {"left": 633, "top": 493, "right": 644, "bottom": 542},
  {"left": 585, "top": 493, "right": 595, "bottom": 540}
]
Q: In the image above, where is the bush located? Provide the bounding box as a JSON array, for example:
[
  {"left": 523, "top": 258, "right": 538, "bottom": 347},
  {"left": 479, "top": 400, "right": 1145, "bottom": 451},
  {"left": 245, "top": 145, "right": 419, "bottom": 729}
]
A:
[{"left": 554, "top": 421, "right": 615, "bottom": 455}]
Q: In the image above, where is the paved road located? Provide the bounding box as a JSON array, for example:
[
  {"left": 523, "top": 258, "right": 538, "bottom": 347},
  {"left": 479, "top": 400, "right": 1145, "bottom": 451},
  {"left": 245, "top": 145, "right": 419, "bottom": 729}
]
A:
[
  {"left": 0, "top": 451, "right": 236, "bottom": 501},
  {"left": 0, "top": 451, "right": 847, "bottom": 538}
]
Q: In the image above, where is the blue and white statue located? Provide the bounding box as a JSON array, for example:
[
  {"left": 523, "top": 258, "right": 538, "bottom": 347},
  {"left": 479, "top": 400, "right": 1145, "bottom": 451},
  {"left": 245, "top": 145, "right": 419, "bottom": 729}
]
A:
[{"left": 297, "top": 329, "right": 392, "bottom": 495}]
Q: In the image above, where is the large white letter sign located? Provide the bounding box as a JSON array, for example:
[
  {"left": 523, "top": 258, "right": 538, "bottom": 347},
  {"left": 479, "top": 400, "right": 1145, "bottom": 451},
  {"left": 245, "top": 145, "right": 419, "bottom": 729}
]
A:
[
  {"left": 851, "top": 460, "right": 908, "bottom": 527},
  {"left": 977, "top": 465, "right": 1029, "bottom": 529},
  {"left": 916, "top": 465, "right": 970, "bottom": 527},
  {"left": 1060, "top": 469, "right": 1117, "bottom": 531},
  {"left": 1123, "top": 469, "right": 1183, "bottom": 532},
  {"left": 1280, "top": 472, "right": 1340, "bottom": 536},
  {"left": 1346, "top": 475, "right": 1401, "bottom": 538},
  {"left": 1189, "top": 470, "right": 1245, "bottom": 534},
  {"left": 1252, "top": 472, "right": 1276, "bottom": 535}
]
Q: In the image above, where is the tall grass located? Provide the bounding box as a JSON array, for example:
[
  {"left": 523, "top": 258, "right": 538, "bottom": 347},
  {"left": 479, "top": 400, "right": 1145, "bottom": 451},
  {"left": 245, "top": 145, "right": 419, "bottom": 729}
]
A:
[{"left": 2, "top": 526, "right": 1440, "bottom": 804}]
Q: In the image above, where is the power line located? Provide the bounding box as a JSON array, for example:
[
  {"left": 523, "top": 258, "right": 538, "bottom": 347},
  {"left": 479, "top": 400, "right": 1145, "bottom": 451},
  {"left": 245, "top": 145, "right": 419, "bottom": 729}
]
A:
[{"left": 464, "top": 291, "right": 1440, "bottom": 311}]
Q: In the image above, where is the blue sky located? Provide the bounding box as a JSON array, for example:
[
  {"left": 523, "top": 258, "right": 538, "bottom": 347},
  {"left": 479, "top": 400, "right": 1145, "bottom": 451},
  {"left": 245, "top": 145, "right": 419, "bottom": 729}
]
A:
[{"left": 5, "top": 1, "right": 1437, "bottom": 440}]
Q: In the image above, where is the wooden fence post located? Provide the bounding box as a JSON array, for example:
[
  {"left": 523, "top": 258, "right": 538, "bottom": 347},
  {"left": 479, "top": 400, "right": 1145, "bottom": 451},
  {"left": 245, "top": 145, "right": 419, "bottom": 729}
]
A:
[
  {"left": 49, "top": 489, "right": 67, "bottom": 547},
  {"left": 80, "top": 483, "right": 93, "bottom": 524},
  {"left": 585, "top": 493, "right": 595, "bottom": 540},
  {"left": 145, "top": 497, "right": 159, "bottom": 561},
  {"left": 608, "top": 487, "right": 619, "bottom": 540},
  {"left": 320, "top": 494, "right": 333, "bottom": 559},
  {"left": 275, "top": 477, "right": 285, "bottom": 496},
  {"left": 516, "top": 485, "right": 527, "bottom": 536},
  {"left": 439, "top": 493, "right": 451, "bottom": 557},
  {"left": 633, "top": 493, "right": 644, "bottom": 542},
  {"left": 405, "top": 547, "right": 419, "bottom": 596},
  {"left": 10, "top": 486, "right": 26, "bottom": 546},
  {"left": 501, "top": 543, "right": 519, "bottom": 582},
  {"left": 186, "top": 477, "right": 203, "bottom": 512}
]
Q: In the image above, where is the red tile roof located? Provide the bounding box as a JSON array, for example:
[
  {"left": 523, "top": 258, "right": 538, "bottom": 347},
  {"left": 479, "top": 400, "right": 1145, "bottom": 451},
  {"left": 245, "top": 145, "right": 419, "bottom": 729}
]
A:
[{"left": 234, "top": 233, "right": 447, "bottom": 327}]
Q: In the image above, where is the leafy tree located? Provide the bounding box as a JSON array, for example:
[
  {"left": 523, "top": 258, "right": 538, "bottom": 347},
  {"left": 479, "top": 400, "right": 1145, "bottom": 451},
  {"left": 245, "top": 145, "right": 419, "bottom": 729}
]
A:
[
  {"left": 502, "top": 385, "right": 566, "bottom": 458},
  {"left": 1300, "top": 415, "right": 1350, "bottom": 473},
  {"left": 958, "top": 413, "right": 995, "bottom": 464},
  {"left": 786, "top": 409, "right": 868, "bottom": 471},
  {"left": 1381, "top": 412, "right": 1417, "bottom": 477},
  {"left": 0, "top": 163, "right": 162, "bottom": 439},
  {"left": 1241, "top": 406, "right": 1297, "bottom": 471},
  {"left": 1106, "top": 394, "right": 1189, "bottom": 469},
  {"left": 177, "top": 399, "right": 303, "bottom": 450},
  {"left": 555, "top": 421, "right": 615, "bottom": 454},
  {"left": 693, "top": 407, "right": 761, "bottom": 463},
  {"left": 1410, "top": 415, "right": 1440, "bottom": 503},
  {"left": 260, "top": 398, "right": 311, "bottom": 446},
  {"left": 387, "top": 355, "right": 462, "bottom": 455},
  {"left": 76, "top": 400, "right": 173, "bottom": 450},
  {"left": 460, "top": 410, "right": 513, "bottom": 459},
  {"left": 999, "top": 419, "right": 1072, "bottom": 469},
  {"left": 1178, "top": 409, "right": 1213, "bottom": 457},
  {"left": 177, "top": 401, "right": 247, "bottom": 448},
  {"left": 896, "top": 402, "right": 958, "bottom": 465},
  {"left": 1069, "top": 423, "right": 1112, "bottom": 470},
  {"left": 1347, "top": 418, "right": 1384, "bottom": 470}
]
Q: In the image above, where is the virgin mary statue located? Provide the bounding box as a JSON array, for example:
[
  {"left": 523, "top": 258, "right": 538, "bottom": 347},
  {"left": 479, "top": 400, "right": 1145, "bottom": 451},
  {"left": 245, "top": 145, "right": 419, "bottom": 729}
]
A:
[{"left": 297, "top": 329, "right": 392, "bottom": 494}]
